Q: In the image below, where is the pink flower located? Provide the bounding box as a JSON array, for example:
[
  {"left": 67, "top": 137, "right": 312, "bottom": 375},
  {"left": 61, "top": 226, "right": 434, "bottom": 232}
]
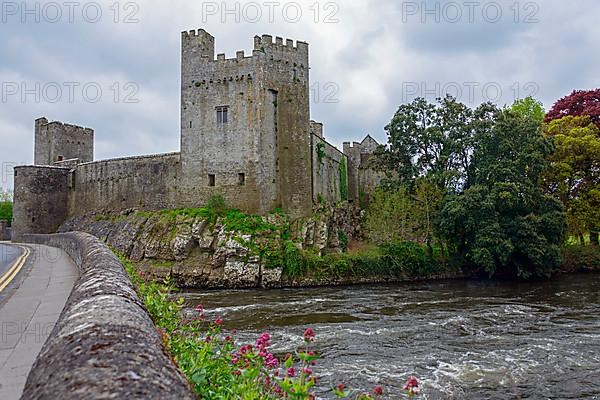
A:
[
  {"left": 287, "top": 367, "right": 296, "bottom": 377},
  {"left": 274, "top": 384, "right": 282, "bottom": 395},
  {"left": 374, "top": 385, "right": 383, "bottom": 395},
  {"left": 238, "top": 344, "right": 253, "bottom": 355},
  {"left": 336, "top": 383, "right": 346, "bottom": 392},
  {"left": 403, "top": 376, "right": 419, "bottom": 390},
  {"left": 303, "top": 328, "right": 316, "bottom": 342},
  {"left": 264, "top": 353, "right": 279, "bottom": 369},
  {"left": 303, "top": 367, "right": 313, "bottom": 375},
  {"left": 256, "top": 332, "right": 271, "bottom": 349},
  {"left": 195, "top": 304, "right": 204, "bottom": 312},
  {"left": 214, "top": 316, "right": 224, "bottom": 325},
  {"left": 404, "top": 376, "right": 420, "bottom": 396}
]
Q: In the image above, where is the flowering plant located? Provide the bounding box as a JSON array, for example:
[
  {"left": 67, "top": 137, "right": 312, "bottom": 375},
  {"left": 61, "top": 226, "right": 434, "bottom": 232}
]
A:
[{"left": 121, "top": 253, "right": 421, "bottom": 399}]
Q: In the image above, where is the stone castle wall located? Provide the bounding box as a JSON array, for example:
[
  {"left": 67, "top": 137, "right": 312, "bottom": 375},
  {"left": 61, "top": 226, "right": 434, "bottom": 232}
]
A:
[
  {"left": 312, "top": 134, "right": 346, "bottom": 203},
  {"left": 0, "top": 220, "right": 9, "bottom": 241},
  {"left": 343, "top": 135, "right": 383, "bottom": 204},
  {"left": 12, "top": 166, "right": 71, "bottom": 242},
  {"left": 69, "top": 152, "right": 181, "bottom": 215}
]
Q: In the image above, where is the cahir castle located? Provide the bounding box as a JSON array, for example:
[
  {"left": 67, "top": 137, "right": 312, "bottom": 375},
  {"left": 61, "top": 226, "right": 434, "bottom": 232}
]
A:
[{"left": 12, "top": 29, "right": 381, "bottom": 241}]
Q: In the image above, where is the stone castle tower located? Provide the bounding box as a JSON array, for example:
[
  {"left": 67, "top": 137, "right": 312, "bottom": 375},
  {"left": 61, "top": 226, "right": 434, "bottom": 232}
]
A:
[
  {"left": 34, "top": 117, "right": 93, "bottom": 166},
  {"left": 180, "top": 29, "right": 312, "bottom": 218},
  {"left": 12, "top": 29, "right": 364, "bottom": 241}
]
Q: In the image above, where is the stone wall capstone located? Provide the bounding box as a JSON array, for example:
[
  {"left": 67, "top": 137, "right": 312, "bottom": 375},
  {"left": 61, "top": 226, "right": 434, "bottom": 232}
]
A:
[{"left": 20, "top": 232, "right": 195, "bottom": 400}]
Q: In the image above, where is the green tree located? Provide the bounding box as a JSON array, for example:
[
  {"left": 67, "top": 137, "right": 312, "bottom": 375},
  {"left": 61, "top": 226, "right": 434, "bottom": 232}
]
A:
[
  {"left": 412, "top": 177, "right": 443, "bottom": 253},
  {"left": 544, "top": 116, "right": 600, "bottom": 245},
  {"left": 438, "top": 110, "right": 567, "bottom": 278},
  {"left": 379, "top": 96, "right": 498, "bottom": 193},
  {"left": 0, "top": 188, "right": 13, "bottom": 226},
  {"left": 364, "top": 187, "right": 417, "bottom": 245},
  {"left": 511, "top": 96, "right": 545, "bottom": 126}
]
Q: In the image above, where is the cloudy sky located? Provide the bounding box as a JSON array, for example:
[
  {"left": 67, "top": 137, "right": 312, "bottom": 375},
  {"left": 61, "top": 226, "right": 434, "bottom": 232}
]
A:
[{"left": 1, "top": 0, "right": 599, "bottom": 189}]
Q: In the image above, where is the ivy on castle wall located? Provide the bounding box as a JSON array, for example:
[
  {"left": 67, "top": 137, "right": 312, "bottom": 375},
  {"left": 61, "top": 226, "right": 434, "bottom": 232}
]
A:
[{"left": 339, "top": 157, "right": 348, "bottom": 201}]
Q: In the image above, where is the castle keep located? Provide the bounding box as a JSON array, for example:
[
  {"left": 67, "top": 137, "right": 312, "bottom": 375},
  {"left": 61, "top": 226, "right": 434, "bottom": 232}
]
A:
[{"left": 12, "top": 29, "right": 380, "bottom": 241}]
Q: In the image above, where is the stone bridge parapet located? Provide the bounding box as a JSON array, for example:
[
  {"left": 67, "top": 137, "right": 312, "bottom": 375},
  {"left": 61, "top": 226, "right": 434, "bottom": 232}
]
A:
[{"left": 20, "top": 232, "right": 195, "bottom": 400}]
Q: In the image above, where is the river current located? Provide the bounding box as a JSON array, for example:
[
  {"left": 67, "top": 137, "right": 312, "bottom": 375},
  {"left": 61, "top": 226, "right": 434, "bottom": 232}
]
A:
[{"left": 182, "top": 273, "right": 600, "bottom": 399}]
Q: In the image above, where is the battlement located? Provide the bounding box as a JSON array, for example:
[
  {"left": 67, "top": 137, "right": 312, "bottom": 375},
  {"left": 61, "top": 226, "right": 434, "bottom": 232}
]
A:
[
  {"left": 253, "top": 34, "right": 308, "bottom": 55},
  {"left": 343, "top": 135, "right": 379, "bottom": 154},
  {"left": 182, "top": 29, "right": 307, "bottom": 69},
  {"left": 181, "top": 28, "right": 213, "bottom": 40},
  {"left": 36, "top": 117, "right": 93, "bottom": 135}
]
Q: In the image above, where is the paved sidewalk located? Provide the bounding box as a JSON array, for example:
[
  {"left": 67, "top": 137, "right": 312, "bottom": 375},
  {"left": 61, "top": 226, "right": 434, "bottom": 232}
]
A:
[{"left": 0, "top": 243, "right": 78, "bottom": 399}]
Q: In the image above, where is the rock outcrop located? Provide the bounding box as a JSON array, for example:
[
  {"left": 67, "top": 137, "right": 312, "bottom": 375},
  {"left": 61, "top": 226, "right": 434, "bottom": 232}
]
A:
[{"left": 58, "top": 205, "right": 363, "bottom": 289}]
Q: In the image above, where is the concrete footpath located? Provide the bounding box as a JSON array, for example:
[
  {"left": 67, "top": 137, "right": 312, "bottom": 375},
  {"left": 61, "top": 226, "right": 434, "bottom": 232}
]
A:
[{"left": 0, "top": 242, "right": 78, "bottom": 399}]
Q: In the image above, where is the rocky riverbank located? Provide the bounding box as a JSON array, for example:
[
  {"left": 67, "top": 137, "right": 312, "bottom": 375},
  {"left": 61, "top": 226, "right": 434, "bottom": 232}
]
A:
[
  {"left": 58, "top": 205, "right": 369, "bottom": 288},
  {"left": 58, "top": 204, "right": 464, "bottom": 289}
]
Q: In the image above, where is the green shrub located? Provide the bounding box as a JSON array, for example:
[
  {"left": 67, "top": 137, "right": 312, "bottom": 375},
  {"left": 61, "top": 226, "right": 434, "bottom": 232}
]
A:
[
  {"left": 380, "top": 242, "right": 438, "bottom": 276},
  {"left": 0, "top": 202, "right": 12, "bottom": 226},
  {"left": 280, "top": 241, "right": 308, "bottom": 278},
  {"left": 338, "top": 230, "right": 348, "bottom": 251},
  {"left": 561, "top": 245, "right": 600, "bottom": 272}
]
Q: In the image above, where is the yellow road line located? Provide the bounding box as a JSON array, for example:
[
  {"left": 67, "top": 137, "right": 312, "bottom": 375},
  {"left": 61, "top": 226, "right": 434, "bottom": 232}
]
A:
[{"left": 0, "top": 246, "right": 30, "bottom": 292}]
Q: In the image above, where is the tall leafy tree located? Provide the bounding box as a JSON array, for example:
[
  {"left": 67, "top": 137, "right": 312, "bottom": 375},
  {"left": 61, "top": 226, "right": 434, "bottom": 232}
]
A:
[
  {"left": 545, "top": 89, "right": 600, "bottom": 128},
  {"left": 544, "top": 116, "right": 600, "bottom": 245},
  {"left": 511, "top": 96, "right": 545, "bottom": 126},
  {"left": 438, "top": 110, "right": 566, "bottom": 278},
  {"left": 364, "top": 187, "right": 417, "bottom": 245},
  {"left": 379, "top": 96, "right": 498, "bottom": 193}
]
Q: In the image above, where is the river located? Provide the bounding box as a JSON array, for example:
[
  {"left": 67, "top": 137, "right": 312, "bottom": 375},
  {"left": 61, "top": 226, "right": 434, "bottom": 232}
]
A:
[{"left": 181, "top": 273, "right": 600, "bottom": 399}]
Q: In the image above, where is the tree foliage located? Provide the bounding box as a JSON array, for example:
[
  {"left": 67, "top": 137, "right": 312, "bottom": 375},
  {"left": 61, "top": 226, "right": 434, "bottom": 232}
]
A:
[
  {"left": 545, "top": 89, "right": 600, "bottom": 128},
  {"left": 378, "top": 96, "right": 498, "bottom": 193},
  {"left": 511, "top": 96, "right": 545, "bottom": 126},
  {"left": 0, "top": 188, "right": 12, "bottom": 225},
  {"left": 365, "top": 187, "right": 416, "bottom": 245},
  {"left": 438, "top": 110, "right": 566, "bottom": 278},
  {"left": 543, "top": 116, "right": 600, "bottom": 244},
  {"left": 375, "top": 97, "right": 569, "bottom": 279},
  {"left": 0, "top": 203, "right": 12, "bottom": 225}
]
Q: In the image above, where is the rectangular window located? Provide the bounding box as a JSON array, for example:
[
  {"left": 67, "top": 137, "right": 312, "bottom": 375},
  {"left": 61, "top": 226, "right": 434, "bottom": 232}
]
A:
[
  {"left": 208, "top": 174, "right": 215, "bottom": 187},
  {"left": 238, "top": 173, "right": 245, "bottom": 186},
  {"left": 216, "top": 106, "right": 229, "bottom": 125}
]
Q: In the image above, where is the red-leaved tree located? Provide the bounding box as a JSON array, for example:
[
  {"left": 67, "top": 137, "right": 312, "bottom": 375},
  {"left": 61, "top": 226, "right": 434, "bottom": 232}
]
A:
[{"left": 545, "top": 89, "right": 600, "bottom": 128}]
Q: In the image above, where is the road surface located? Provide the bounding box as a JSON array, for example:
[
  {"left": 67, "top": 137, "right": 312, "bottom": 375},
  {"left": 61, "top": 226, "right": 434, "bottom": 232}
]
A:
[
  {"left": 0, "top": 244, "right": 25, "bottom": 293},
  {"left": 0, "top": 242, "right": 78, "bottom": 399}
]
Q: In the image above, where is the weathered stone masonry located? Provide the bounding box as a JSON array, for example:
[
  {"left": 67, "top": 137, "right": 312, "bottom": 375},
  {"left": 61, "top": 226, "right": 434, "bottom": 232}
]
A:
[
  {"left": 12, "top": 29, "right": 381, "bottom": 240},
  {"left": 20, "top": 232, "right": 195, "bottom": 400}
]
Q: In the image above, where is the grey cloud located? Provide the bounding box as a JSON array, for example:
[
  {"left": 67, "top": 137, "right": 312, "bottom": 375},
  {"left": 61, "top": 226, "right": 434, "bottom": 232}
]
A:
[{"left": 1, "top": 0, "right": 599, "bottom": 191}]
